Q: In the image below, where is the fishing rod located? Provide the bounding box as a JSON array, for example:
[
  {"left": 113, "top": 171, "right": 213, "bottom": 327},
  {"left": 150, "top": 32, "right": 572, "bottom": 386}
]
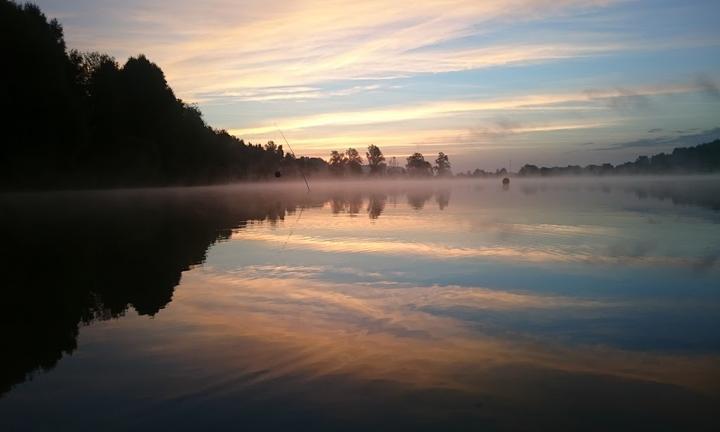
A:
[
  {"left": 275, "top": 124, "right": 310, "bottom": 192},
  {"left": 271, "top": 125, "right": 309, "bottom": 257}
]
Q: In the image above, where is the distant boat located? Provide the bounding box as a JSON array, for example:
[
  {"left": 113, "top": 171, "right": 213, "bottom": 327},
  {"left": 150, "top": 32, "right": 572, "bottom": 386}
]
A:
[{"left": 503, "top": 159, "right": 511, "bottom": 185}]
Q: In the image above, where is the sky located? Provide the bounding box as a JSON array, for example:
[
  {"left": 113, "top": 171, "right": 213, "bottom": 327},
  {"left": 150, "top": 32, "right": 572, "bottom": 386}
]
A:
[{"left": 35, "top": 0, "right": 720, "bottom": 171}]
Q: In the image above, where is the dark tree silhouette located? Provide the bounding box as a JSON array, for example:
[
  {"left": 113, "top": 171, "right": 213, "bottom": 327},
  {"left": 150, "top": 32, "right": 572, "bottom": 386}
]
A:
[
  {"left": 406, "top": 153, "right": 433, "bottom": 177},
  {"left": 434, "top": 152, "right": 451, "bottom": 177},
  {"left": 329, "top": 150, "right": 347, "bottom": 176},
  {"left": 345, "top": 148, "right": 363, "bottom": 175},
  {"left": 517, "top": 140, "right": 720, "bottom": 177},
  {"left": 1, "top": 1, "right": 84, "bottom": 187},
  {"left": 0, "top": 0, "right": 327, "bottom": 189},
  {"left": 366, "top": 144, "right": 386, "bottom": 175},
  {"left": 6, "top": 0, "right": 716, "bottom": 189}
]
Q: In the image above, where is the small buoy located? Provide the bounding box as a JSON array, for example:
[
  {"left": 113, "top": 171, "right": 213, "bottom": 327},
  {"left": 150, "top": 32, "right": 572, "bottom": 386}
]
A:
[
  {"left": 274, "top": 170, "right": 282, "bottom": 178},
  {"left": 502, "top": 177, "right": 510, "bottom": 185}
]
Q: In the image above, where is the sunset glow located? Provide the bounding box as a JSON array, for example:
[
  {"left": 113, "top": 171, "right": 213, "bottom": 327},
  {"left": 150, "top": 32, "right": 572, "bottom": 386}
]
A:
[{"left": 34, "top": 0, "right": 720, "bottom": 170}]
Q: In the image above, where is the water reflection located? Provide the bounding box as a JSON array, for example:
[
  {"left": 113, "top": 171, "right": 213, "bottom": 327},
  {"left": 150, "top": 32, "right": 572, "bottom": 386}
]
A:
[
  {"left": 0, "top": 184, "right": 454, "bottom": 396},
  {"left": 1, "top": 178, "right": 719, "bottom": 430},
  {"left": 367, "top": 193, "right": 387, "bottom": 219},
  {"left": 518, "top": 178, "right": 720, "bottom": 213},
  {"left": 0, "top": 187, "right": 321, "bottom": 396}
]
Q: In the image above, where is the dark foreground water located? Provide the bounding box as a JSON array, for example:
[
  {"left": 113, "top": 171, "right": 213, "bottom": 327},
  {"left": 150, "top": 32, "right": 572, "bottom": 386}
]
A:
[{"left": 1, "top": 177, "right": 719, "bottom": 431}]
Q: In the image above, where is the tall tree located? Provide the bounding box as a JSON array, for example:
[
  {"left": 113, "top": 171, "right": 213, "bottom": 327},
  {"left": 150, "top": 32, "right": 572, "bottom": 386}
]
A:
[
  {"left": 345, "top": 148, "right": 363, "bottom": 175},
  {"left": 1, "top": 1, "right": 84, "bottom": 185},
  {"left": 0, "top": 0, "right": 331, "bottom": 188},
  {"left": 366, "top": 144, "right": 386, "bottom": 175},
  {"left": 329, "top": 150, "right": 347, "bottom": 176},
  {"left": 434, "top": 152, "right": 451, "bottom": 177}
]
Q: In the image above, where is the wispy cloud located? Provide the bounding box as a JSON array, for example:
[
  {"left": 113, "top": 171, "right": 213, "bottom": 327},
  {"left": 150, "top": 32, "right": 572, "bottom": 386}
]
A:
[
  {"left": 230, "top": 82, "right": 705, "bottom": 136},
  {"left": 596, "top": 127, "right": 720, "bottom": 151},
  {"left": 36, "top": 0, "right": 720, "bottom": 168},
  {"left": 585, "top": 87, "right": 653, "bottom": 111},
  {"left": 695, "top": 74, "right": 720, "bottom": 100},
  {"left": 50, "top": 0, "right": 625, "bottom": 97},
  {"left": 195, "top": 84, "right": 383, "bottom": 104}
]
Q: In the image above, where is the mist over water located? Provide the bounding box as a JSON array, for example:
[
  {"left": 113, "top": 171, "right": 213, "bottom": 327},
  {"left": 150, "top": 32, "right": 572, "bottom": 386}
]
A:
[{"left": 1, "top": 177, "right": 719, "bottom": 431}]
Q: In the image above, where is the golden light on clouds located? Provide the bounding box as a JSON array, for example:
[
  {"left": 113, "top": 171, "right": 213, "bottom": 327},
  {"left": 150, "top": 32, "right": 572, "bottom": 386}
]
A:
[
  {"left": 143, "top": 0, "right": 623, "bottom": 95},
  {"left": 45, "top": 0, "right": 720, "bottom": 167},
  {"left": 230, "top": 84, "right": 699, "bottom": 136}
]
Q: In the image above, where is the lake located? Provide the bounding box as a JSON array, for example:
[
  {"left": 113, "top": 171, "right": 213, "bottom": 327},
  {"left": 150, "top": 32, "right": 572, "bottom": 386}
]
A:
[{"left": 1, "top": 177, "right": 719, "bottom": 431}]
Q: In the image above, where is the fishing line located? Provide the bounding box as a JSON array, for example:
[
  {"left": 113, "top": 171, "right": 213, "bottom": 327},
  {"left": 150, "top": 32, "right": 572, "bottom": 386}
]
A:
[
  {"left": 275, "top": 124, "right": 311, "bottom": 192},
  {"left": 270, "top": 124, "right": 311, "bottom": 259},
  {"left": 281, "top": 205, "right": 304, "bottom": 251}
]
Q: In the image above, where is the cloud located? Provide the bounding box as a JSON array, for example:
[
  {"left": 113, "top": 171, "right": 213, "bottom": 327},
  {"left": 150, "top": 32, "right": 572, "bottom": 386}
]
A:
[
  {"left": 230, "top": 82, "right": 702, "bottom": 136},
  {"left": 596, "top": 127, "right": 720, "bottom": 151},
  {"left": 169, "top": 42, "right": 629, "bottom": 100},
  {"left": 584, "top": 87, "right": 653, "bottom": 111},
  {"left": 39, "top": 0, "right": 720, "bottom": 166},
  {"left": 194, "top": 84, "right": 383, "bottom": 104},
  {"left": 47, "top": 0, "right": 626, "bottom": 99},
  {"left": 695, "top": 74, "right": 720, "bottom": 99},
  {"left": 465, "top": 118, "right": 610, "bottom": 143}
]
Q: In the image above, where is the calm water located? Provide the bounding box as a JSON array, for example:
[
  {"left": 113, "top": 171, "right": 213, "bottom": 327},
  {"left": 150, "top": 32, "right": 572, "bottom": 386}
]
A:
[{"left": 1, "top": 177, "right": 719, "bottom": 431}]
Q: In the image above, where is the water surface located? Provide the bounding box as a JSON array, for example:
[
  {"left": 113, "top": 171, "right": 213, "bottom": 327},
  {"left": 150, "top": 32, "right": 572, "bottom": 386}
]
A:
[{"left": 1, "top": 177, "right": 719, "bottom": 431}]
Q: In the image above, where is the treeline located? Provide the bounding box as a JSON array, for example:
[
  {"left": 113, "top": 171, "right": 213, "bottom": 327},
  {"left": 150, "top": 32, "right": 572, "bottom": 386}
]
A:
[
  {"left": 326, "top": 146, "right": 453, "bottom": 177},
  {"left": 455, "top": 168, "right": 510, "bottom": 178},
  {"left": 517, "top": 139, "right": 720, "bottom": 177},
  {"left": 1, "top": 1, "right": 463, "bottom": 189},
  {"left": 1, "top": 1, "right": 325, "bottom": 189},
  {"left": 10, "top": 1, "right": 714, "bottom": 189}
]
